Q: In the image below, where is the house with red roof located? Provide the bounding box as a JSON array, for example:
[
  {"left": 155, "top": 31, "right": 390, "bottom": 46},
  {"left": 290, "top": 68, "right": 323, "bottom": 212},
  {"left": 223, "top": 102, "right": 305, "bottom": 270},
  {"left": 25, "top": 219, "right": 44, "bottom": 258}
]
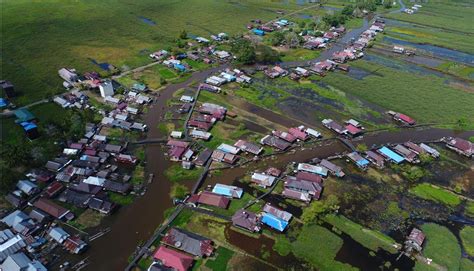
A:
[
  {"left": 345, "top": 124, "right": 363, "bottom": 137},
  {"left": 45, "top": 182, "right": 65, "bottom": 198},
  {"left": 153, "top": 246, "right": 194, "bottom": 271},
  {"left": 272, "top": 130, "right": 296, "bottom": 143},
  {"left": 187, "top": 191, "right": 230, "bottom": 209},
  {"left": 295, "top": 171, "right": 322, "bottom": 183},
  {"left": 187, "top": 120, "right": 213, "bottom": 131},
  {"left": 391, "top": 112, "right": 416, "bottom": 125},
  {"left": 288, "top": 127, "right": 308, "bottom": 141},
  {"left": 446, "top": 137, "right": 473, "bottom": 157}
]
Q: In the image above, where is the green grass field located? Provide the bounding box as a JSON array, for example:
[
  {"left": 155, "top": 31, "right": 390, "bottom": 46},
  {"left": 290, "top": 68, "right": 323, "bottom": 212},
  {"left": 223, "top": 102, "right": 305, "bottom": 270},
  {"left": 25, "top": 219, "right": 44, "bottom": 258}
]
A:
[
  {"left": 409, "top": 183, "right": 462, "bottom": 207},
  {"left": 204, "top": 246, "right": 235, "bottom": 271},
  {"left": 383, "top": 0, "right": 474, "bottom": 53},
  {"left": 416, "top": 223, "right": 462, "bottom": 271},
  {"left": 164, "top": 164, "right": 203, "bottom": 182},
  {"left": 324, "top": 214, "right": 398, "bottom": 253},
  {"left": 0, "top": 0, "right": 309, "bottom": 105},
  {"left": 460, "top": 226, "right": 474, "bottom": 257},
  {"left": 291, "top": 224, "right": 357, "bottom": 270},
  {"left": 320, "top": 60, "right": 474, "bottom": 128},
  {"left": 385, "top": 0, "right": 474, "bottom": 34}
]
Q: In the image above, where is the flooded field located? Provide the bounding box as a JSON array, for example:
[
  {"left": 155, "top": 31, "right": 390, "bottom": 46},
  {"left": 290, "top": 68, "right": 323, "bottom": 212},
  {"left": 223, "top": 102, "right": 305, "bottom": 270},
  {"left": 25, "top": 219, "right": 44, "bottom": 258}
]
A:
[{"left": 382, "top": 36, "right": 474, "bottom": 65}]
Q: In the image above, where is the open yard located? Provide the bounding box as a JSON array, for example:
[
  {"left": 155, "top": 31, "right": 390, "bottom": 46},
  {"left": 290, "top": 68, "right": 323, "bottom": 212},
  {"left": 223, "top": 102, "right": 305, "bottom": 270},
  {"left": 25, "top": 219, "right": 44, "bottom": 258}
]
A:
[{"left": 409, "top": 183, "right": 462, "bottom": 207}]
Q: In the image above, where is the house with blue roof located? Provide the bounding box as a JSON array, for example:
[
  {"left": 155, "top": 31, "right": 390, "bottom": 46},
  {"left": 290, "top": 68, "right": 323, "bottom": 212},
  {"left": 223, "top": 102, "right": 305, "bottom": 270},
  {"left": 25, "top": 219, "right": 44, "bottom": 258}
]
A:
[
  {"left": 261, "top": 212, "right": 288, "bottom": 232},
  {"left": 1, "top": 210, "right": 36, "bottom": 235},
  {"left": 48, "top": 227, "right": 70, "bottom": 244},
  {"left": 16, "top": 180, "right": 39, "bottom": 196},
  {"left": 14, "top": 109, "right": 35, "bottom": 124},
  {"left": 174, "top": 63, "right": 186, "bottom": 72},
  {"left": 347, "top": 152, "right": 370, "bottom": 170},
  {"left": 0, "top": 98, "right": 8, "bottom": 108},
  {"left": 253, "top": 29, "right": 265, "bottom": 36},
  {"left": 378, "top": 146, "right": 405, "bottom": 164},
  {"left": 19, "top": 121, "right": 39, "bottom": 139},
  {"left": 212, "top": 184, "right": 243, "bottom": 198}
]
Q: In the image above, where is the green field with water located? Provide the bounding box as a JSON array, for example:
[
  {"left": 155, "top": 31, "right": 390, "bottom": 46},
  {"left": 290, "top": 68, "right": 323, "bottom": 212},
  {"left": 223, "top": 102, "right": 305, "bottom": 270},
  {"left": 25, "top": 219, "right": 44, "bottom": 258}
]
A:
[{"left": 0, "top": 0, "right": 307, "bottom": 105}]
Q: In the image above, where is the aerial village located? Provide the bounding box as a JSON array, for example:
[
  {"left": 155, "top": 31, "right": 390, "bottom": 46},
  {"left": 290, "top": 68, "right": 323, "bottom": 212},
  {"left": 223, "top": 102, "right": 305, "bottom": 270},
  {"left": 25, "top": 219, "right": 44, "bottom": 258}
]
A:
[{"left": 1, "top": 1, "right": 473, "bottom": 271}]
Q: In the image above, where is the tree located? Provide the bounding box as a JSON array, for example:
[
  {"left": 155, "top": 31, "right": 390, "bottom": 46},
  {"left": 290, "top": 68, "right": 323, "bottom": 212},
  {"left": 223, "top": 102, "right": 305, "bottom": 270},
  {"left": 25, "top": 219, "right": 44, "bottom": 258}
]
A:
[
  {"left": 1, "top": 140, "right": 31, "bottom": 168},
  {"left": 160, "top": 77, "right": 167, "bottom": 86},
  {"left": 298, "top": 20, "right": 306, "bottom": 29},
  {"left": 383, "top": 1, "right": 393, "bottom": 9},
  {"left": 270, "top": 31, "right": 285, "bottom": 46},
  {"left": 68, "top": 113, "right": 84, "bottom": 139},
  {"left": 231, "top": 38, "right": 256, "bottom": 64},
  {"left": 179, "top": 29, "right": 188, "bottom": 39},
  {"left": 457, "top": 117, "right": 468, "bottom": 129},
  {"left": 301, "top": 195, "right": 340, "bottom": 223},
  {"left": 341, "top": 5, "right": 355, "bottom": 16},
  {"left": 176, "top": 39, "right": 186, "bottom": 48},
  {"left": 322, "top": 14, "right": 346, "bottom": 27},
  {"left": 284, "top": 31, "right": 302, "bottom": 48},
  {"left": 255, "top": 45, "right": 280, "bottom": 64}
]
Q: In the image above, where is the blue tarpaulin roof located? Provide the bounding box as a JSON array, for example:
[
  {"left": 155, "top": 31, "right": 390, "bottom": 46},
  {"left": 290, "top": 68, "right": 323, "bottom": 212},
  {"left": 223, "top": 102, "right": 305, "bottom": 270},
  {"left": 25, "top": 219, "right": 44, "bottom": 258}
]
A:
[
  {"left": 253, "top": 29, "right": 265, "bottom": 36},
  {"left": 212, "top": 184, "right": 243, "bottom": 198},
  {"left": 20, "top": 121, "right": 37, "bottom": 131},
  {"left": 262, "top": 212, "right": 288, "bottom": 232},
  {"left": 0, "top": 98, "right": 8, "bottom": 108},
  {"left": 174, "top": 63, "right": 186, "bottom": 71},
  {"left": 378, "top": 146, "right": 404, "bottom": 164}
]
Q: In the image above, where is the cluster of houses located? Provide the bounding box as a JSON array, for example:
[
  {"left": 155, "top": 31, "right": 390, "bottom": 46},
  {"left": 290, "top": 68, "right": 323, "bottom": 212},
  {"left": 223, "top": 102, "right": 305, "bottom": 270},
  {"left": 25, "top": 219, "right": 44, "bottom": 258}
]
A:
[
  {"left": 0, "top": 198, "right": 94, "bottom": 269},
  {"left": 7, "top": 123, "right": 138, "bottom": 213},
  {"left": 404, "top": 4, "right": 422, "bottom": 14},
  {"left": 150, "top": 33, "right": 233, "bottom": 72},
  {"left": 322, "top": 118, "right": 365, "bottom": 138},
  {"left": 57, "top": 67, "right": 152, "bottom": 131},
  {"left": 363, "top": 141, "right": 440, "bottom": 169},
  {"left": 204, "top": 68, "right": 252, "bottom": 87},
  {"left": 260, "top": 126, "right": 322, "bottom": 151},
  {"left": 188, "top": 102, "right": 227, "bottom": 136},
  {"left": 249, "top": 19, "right": 291, "bottom": 36},
  {"left": 327, "top": 20, "right": 385, "bottom": 67},
  {"left": 1, "top": 118, "right": 144, "bottom": 267},
  {"left": 303, "top": 26, "right": 346, "bottom": 50}
]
